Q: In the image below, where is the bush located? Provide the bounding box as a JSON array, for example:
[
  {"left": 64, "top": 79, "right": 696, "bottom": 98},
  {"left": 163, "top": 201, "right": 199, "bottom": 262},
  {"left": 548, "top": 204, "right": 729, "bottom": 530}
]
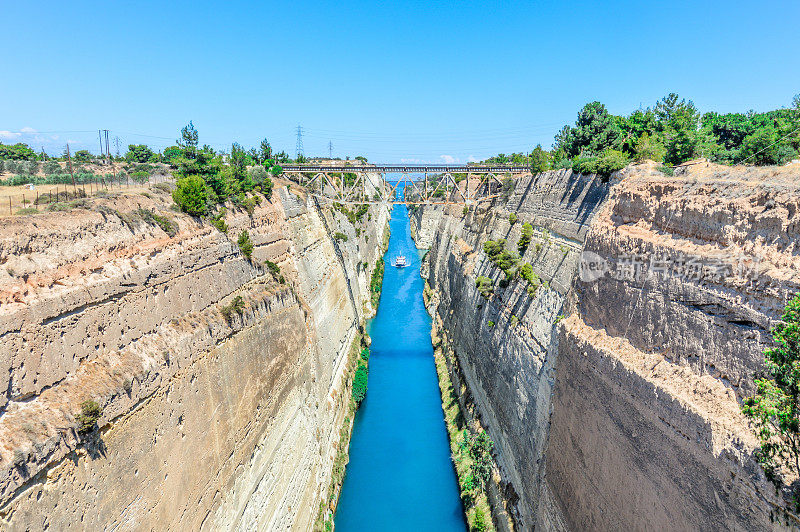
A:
[
  {"left": 352, "top": 363, "right": 368, "bottom": 404},
  {"left": 264, "top": 260, "right": 281, "bottom": 277},
  {"left": 137, "top": 209, "right": 178, "bottom": 237},
  {"left": 334, "top": 231, "right": 348, "bottom": 242},
  {"left": 237, "top": 230, "right": 254, "bottom": 258},
  {"left": 571, "top": 155, "right": 598, "bottom": 175},
  {"left": 370, "top": 257, "right": 385, "bottom": 307},
  {"left": 469, "top": 430, "right": 494, "bottom": 488},
  {"left": 172, "top": 175, "right": 209, "bottom": 216},
  {"left": 633, "top": 132, "right": 666, "bottom": 162},
  {"left": 472, "top": 508, "right": 489, "bottom": 532},
  {"left": 593, "top": 149, "right": 629, "bottom": 176},
  {"left": 248, "top": 165, "right": 268, "bottom": 183},
  {"left": 508, "top": 212, "right": 517, "bottom": 224},
  {"left": 76, "top": 400, "right": 103, "bottom": 435},
  {"left": 743, "top": 295, "right": 800, "bottom": 499},
  {"left": 15, "top": 207, "right": 39, "bottom": 215},
  {"left": 220, "top": 295, "right": 245, "bottom": 322},
  {"left": 475, "top": 276, "right": 493, "bottom": 298},
  {"left": 656, "top": 165, "right": 675, "bottom": 176},
  {"left": 518, "top": 223, "right": 533, "bottom": 254},
  {"left": 209, "top": 209, "right": 228, "bottom": 233}
]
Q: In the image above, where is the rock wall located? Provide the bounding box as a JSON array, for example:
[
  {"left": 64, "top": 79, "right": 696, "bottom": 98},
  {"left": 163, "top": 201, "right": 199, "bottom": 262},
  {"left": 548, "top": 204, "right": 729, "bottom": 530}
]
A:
[
  {"left": 0, "top": 181, "right": 389, "bottom": 530},
  {"left": 414, "top": 161, "right": 800, "bottom": 530}
]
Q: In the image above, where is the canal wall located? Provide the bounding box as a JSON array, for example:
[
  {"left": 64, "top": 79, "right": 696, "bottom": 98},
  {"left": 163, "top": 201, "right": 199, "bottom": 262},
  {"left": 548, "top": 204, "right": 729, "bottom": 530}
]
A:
[
  {"left": 412, "top": 161, "right": 800, "bottom": 530},
  {"left": 0, "top": 181, "right": 389, "bottom": 530}
]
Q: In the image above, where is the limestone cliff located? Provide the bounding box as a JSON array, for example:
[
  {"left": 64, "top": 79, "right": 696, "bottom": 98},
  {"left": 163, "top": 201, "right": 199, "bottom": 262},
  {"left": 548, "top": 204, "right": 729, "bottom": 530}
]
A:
[
  {"left": 413, "top": 161, "right": 800, "bottom": 530},
  {"left": 0, "top": 181, "right": 388, "bottom": 530}
]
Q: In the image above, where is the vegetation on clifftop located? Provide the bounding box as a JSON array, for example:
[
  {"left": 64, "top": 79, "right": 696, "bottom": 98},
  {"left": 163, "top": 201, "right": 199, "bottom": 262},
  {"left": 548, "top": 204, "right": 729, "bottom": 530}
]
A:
[{"left": 480, "top": 93, "right": 800, "bottom": 176}]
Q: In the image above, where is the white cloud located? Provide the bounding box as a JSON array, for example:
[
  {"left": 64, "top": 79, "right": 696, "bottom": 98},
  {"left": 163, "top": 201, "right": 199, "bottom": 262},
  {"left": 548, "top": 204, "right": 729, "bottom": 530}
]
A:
[
  {"left": 400, "top": 158, "right": 427, "bottom": 164},
  {"left": 467, "top": 155, "right": 479, "bottom": 163},
  {"left": 20, "top": 127, "right": 37, "bottom": 134},
  {"left": 439, "top": 155, "right": 459, "bottom": 164},
  {"left": 0, "top": 131, "right": 21, "bottom": 139}
]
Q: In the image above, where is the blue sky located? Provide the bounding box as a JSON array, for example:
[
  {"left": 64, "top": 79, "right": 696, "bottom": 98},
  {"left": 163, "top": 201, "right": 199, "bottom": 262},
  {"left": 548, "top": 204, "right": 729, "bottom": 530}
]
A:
[{"left": 2, "top": 0, "right": 798, "bottom": 162}]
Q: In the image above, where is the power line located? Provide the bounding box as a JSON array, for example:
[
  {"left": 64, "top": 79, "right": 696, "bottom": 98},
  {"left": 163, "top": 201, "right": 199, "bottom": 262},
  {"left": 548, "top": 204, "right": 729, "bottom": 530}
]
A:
[{"left": 328, "top": 140, "right": 333, "bottom": 159}]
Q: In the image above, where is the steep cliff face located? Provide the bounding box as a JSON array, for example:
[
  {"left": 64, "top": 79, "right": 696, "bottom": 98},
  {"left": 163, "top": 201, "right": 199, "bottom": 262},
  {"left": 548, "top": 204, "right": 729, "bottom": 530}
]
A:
[
  {"left": 414, "top": 161, "right": 800, "bottom": 530},
  {"left": 0, "top": 182, "right": 388, "bottom": 530}
]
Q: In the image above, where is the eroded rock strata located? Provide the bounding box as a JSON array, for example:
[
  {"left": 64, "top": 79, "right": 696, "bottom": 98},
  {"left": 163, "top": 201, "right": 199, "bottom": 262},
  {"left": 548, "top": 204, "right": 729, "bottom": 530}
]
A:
[
  {"left": 0, "top": 182, "right": 388, "bottom": 530},
  {"left": 413, "top": 161, "right": 800, "bottom": 530}
]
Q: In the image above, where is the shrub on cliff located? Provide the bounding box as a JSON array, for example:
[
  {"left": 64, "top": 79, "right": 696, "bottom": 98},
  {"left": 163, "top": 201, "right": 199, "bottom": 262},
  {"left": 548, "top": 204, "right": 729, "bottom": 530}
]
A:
[
  {"left": 508, "top": 212, "right": 517, "bottom": 225},
  {"left": 76, "top": 400, "right": 103, "bottom": 435},
  {"left": 352, "top": 363, "right": 368, "bottom": 405},
  {"left": 370, "top": 258, "right": 385, "bottom": 307},
  {"left": 517, "top": 223, "right": 533, "bottom": 254},
  {"left": 172, "top": 175, "right": 209, "bottom": 216},
  {"left": 743, "top": 294, "right": 800, "bottom": 506},
  {"left": 475, "top": 276, "right": 493, "bottom": 298},
  {"left": 220, "top": 295, "right": 245, "bottom": 322},
  {"left": 237, "top": 230, "right": 254, "bottom": 258},
  {"left": 469, "top": 430, "right": 494, "bottom": 489}
]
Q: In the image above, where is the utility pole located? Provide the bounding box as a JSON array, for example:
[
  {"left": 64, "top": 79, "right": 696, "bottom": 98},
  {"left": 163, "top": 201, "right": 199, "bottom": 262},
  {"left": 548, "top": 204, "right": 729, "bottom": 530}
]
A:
[
  {"left": 328, "top": 140, "right": 333, "bottom": 159},
  {"left": 66, "top": 144, "right": 76, "bottom": 192},
  {"left": 98, "top": 130, "right": 105, "bottom": 164},
  {"left": 295, "top": 125, "right": 304, "bottom": 160},
  {"left": 104, "top": 130, "right": 111, "bottom": 166}
]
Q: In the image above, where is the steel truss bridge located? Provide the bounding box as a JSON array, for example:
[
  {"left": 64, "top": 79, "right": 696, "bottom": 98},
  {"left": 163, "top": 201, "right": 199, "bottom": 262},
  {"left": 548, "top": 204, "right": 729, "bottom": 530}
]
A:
[{"left": 281, "top": 165, "right": 530, "bottom": 205}]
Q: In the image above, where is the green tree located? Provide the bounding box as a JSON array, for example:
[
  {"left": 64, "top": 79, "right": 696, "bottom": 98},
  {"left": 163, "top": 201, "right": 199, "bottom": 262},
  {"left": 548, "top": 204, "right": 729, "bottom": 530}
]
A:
[
  {"left": 161, "top": 146, "right": 183, "bottom": 166},
  {"left": 633, "top": 132, "right": 666, "bottom": 162},
  {"left": 530, "top": 144, "right": 551, "bottom": 173},
  {"left": 172, "top": 175, "right": 209, "bottom": 216},
  {"left": 593, "top": 149, "right": 630, "bottom": 176},
  {"left": 743, "top": 295, "right": 800, "bottom": 503},
  {"left": 556, "top": 102, "right": 625, "bottom": 158},
  {"left": 518, "top": 223, "right": 533, "bottom": 254},
  {"left": 178, "top": 121, "right": 199, "bottom": 158},
  {"left": 125, "top": 144, "right": 155, "bottom": 163},
  {"left": 0, "top": 142, "right": 38, "bottom": 161},
  {"left": 237, "top": 230, "right": 254, "bottom": 258},
  {"left": 73, "top": 150, "right": 93, "bottom": 162},
  {"left": 259, "top": 138, "right": 273, "bottom": 163},
  {"left": 738, "top": 126, "right": 780, "bottom": 165},
  {"left": 230, "top": 142, "right": 253, "bottom": 191}
]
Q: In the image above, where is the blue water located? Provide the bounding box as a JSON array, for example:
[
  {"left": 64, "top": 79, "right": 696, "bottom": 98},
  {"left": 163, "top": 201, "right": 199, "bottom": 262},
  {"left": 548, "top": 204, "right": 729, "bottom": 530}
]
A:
[{"left": 335, "top": 203, "right": 466, "bottom": 531}]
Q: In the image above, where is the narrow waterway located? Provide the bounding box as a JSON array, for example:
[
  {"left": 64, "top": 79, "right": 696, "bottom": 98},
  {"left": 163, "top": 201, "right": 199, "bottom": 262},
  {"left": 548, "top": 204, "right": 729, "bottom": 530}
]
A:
[{"left": 335, "top": 202, "right": 466, "bottom": 531}]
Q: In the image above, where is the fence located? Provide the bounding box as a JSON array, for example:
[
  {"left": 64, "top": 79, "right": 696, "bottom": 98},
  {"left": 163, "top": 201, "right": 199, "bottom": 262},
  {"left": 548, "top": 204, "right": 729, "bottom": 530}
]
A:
[{"left": 0, "top": 174, "right": 174, "bottom": 217}]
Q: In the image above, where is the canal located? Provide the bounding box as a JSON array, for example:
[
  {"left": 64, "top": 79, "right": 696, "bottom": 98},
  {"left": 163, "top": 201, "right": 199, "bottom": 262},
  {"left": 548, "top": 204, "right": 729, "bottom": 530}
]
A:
[{"left": 335, "top": 202, "right": 466, "bottom": 530}]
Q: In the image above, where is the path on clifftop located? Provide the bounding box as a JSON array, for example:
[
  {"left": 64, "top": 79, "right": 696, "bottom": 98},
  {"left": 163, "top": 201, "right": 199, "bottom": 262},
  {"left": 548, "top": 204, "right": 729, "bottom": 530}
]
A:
[{"left": 335, "top": 201, "right": 465, "bottom": 530}]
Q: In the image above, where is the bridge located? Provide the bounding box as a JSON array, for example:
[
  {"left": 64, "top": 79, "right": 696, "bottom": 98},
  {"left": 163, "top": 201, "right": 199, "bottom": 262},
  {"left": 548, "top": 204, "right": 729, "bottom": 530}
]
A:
[{"left": 280, "top": 164, "right": 531, "bottom": 205}]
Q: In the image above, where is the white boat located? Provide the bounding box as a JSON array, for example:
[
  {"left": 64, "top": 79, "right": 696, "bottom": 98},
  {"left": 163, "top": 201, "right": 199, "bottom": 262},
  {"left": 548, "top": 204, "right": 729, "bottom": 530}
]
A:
[{"left": 393, "top": 255, "right": 407, "bottom": 268}]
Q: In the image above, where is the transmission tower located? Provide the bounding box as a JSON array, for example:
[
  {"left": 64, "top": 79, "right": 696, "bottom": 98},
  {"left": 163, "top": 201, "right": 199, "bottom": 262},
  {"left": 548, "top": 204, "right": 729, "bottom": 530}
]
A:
[
  {"left": 295, "top": 125, "right": 304, "bottom": 159},
  {"left": 114, "top": 136, "right": 121, "bottom": 158},
  {"left": 328, "top": 140, "right": 333, "bottom": 159}
]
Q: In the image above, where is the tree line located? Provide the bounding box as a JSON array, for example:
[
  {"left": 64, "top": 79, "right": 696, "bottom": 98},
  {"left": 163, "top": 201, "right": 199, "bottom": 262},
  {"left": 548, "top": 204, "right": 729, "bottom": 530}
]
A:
[
  {"left": 482, "top": 92, "right": 800, "bottom": 176},
  {"left": 170, "top": 122, "right": 281, "bottom": 216}
]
